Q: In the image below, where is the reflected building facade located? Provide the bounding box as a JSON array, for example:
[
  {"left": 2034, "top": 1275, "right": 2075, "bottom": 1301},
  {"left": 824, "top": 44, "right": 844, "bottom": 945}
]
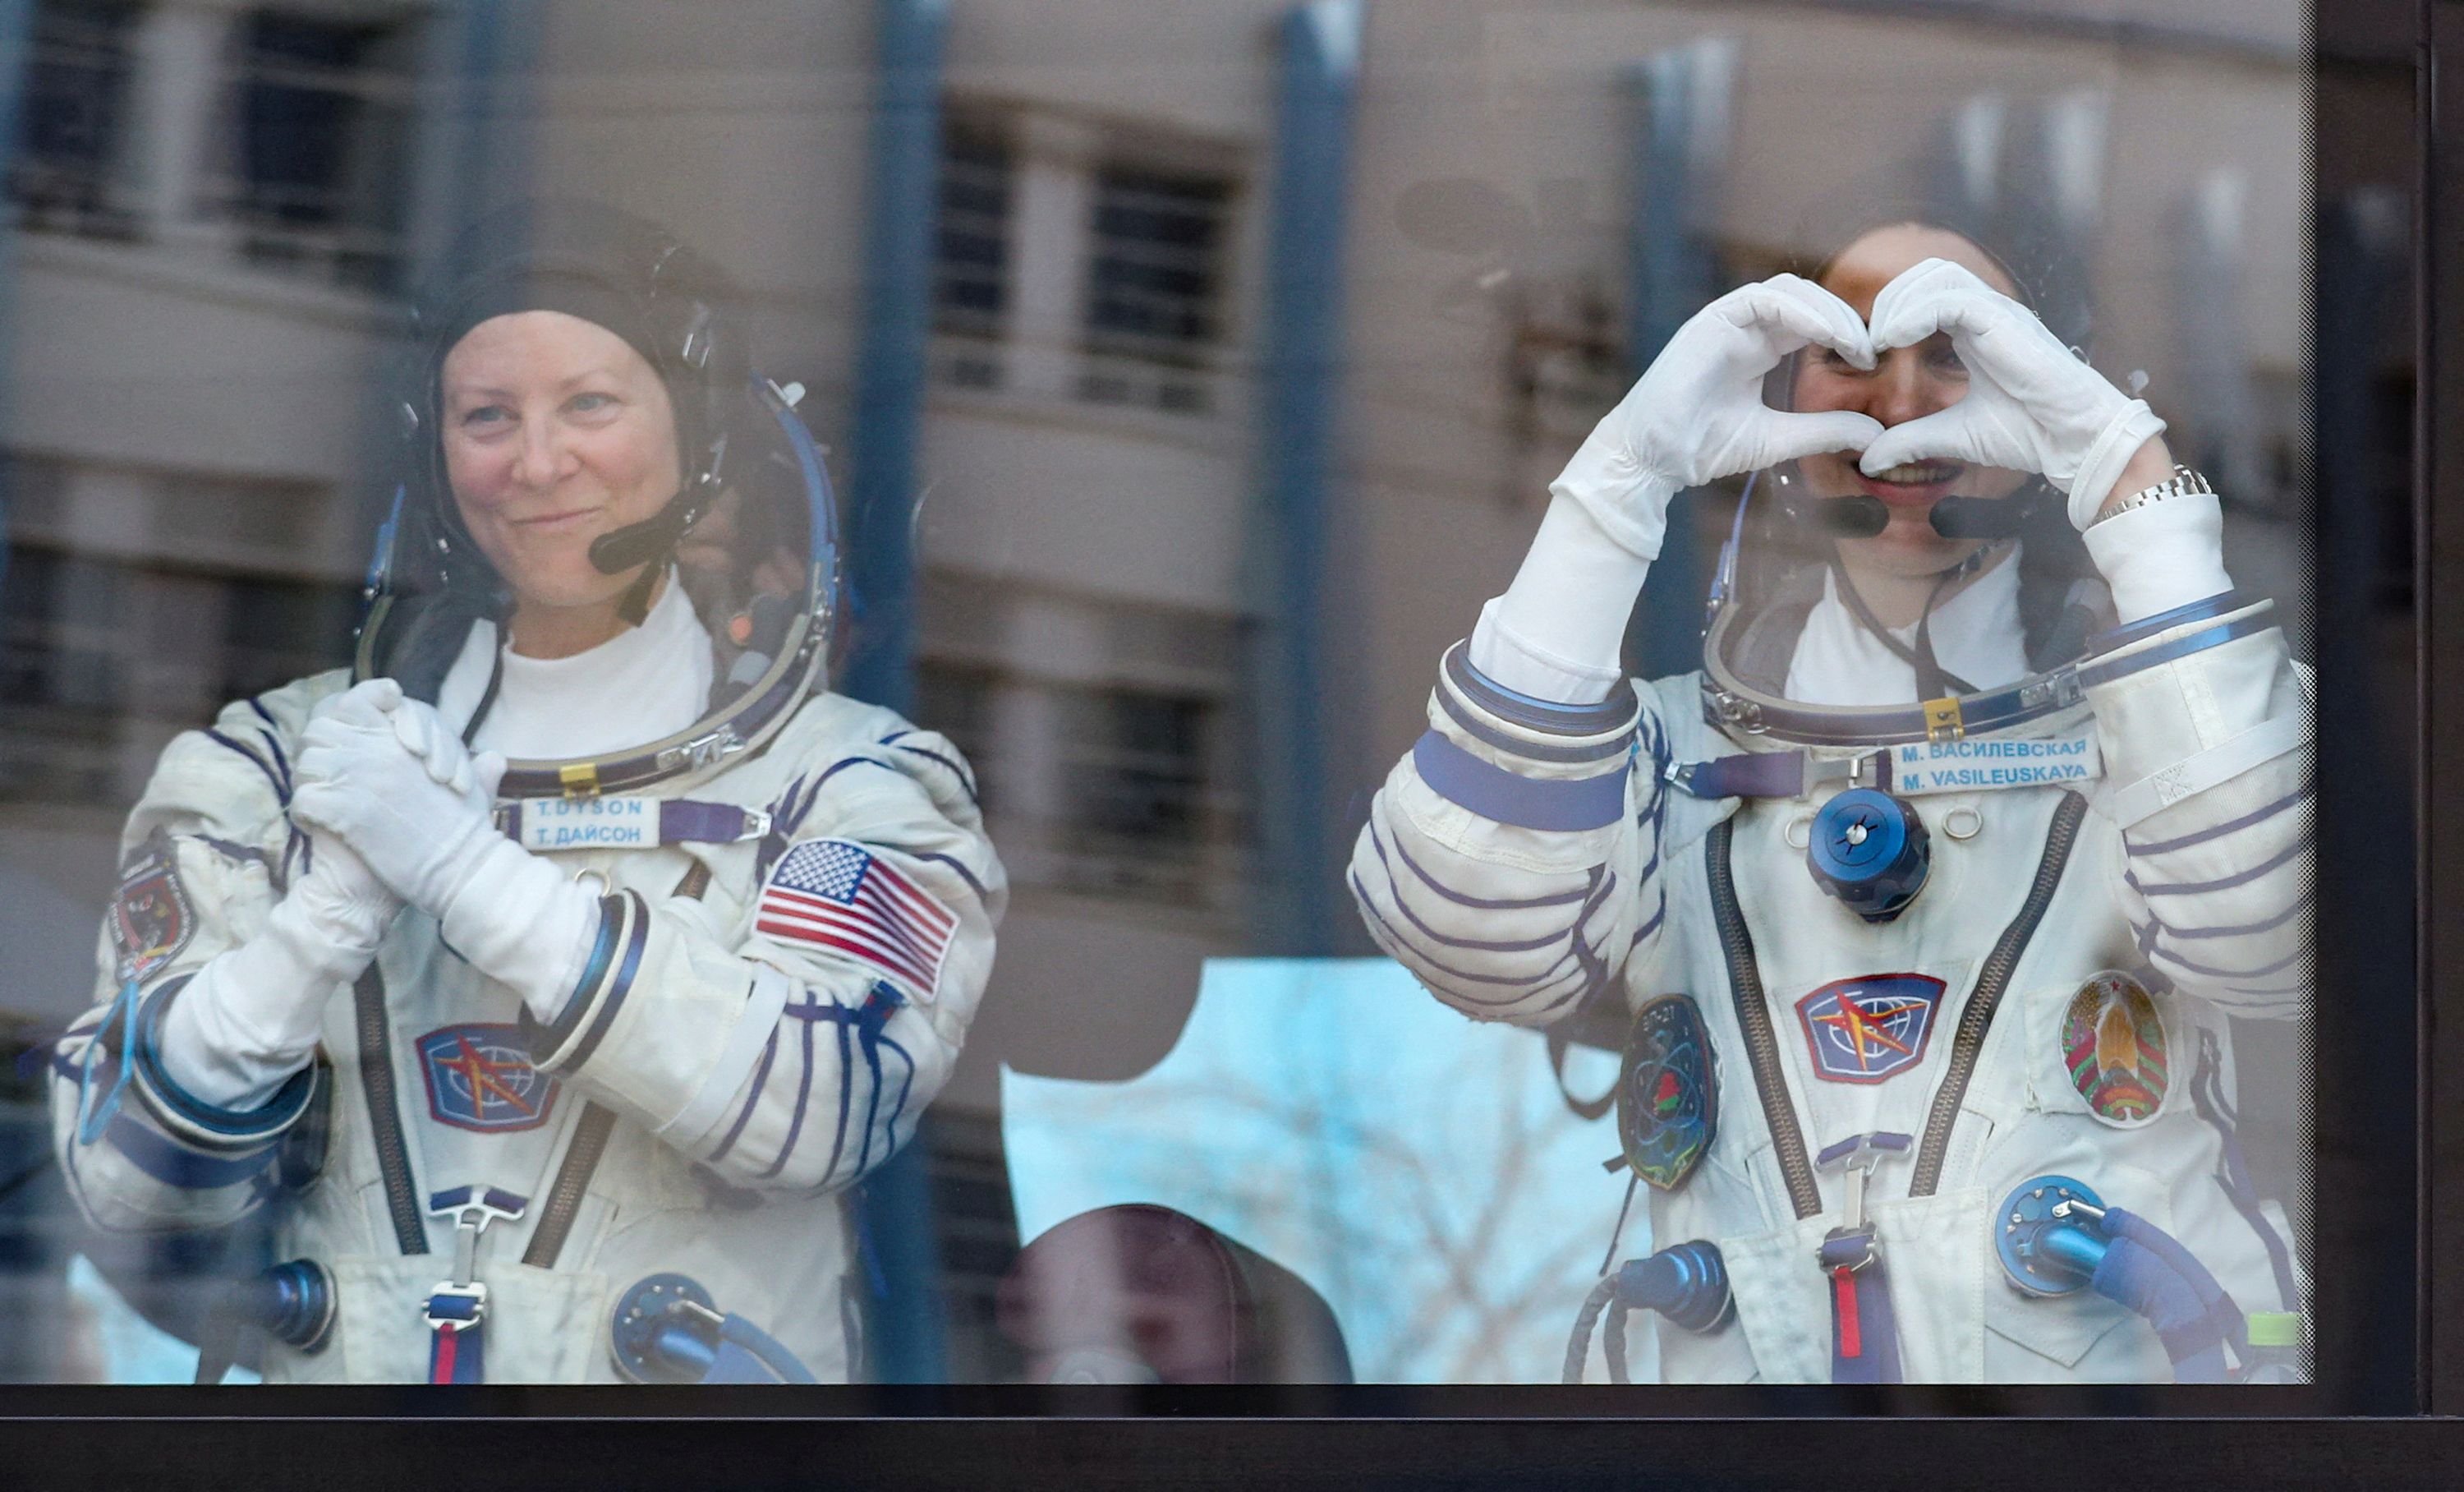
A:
[{"left": 0, "top": 0, "right": 2318, "bottom": 1382}]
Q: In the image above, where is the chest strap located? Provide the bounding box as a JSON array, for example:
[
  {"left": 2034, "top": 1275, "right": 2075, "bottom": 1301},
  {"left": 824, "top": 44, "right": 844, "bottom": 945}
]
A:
[{"left": 425, "top": 1186, "right": 526, "bottom": 1384}]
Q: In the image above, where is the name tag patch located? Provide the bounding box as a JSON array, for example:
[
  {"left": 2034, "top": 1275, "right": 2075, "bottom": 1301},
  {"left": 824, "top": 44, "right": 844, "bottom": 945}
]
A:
[
  {"left": 517, "top": 796, "right": 659, "bottom": 851},
  {"left": 1887, "top": 735, "right": 2099, "bottom": 795},
  {"left": 419, "top": 1024, "right": 559, "bottom": 1133}
]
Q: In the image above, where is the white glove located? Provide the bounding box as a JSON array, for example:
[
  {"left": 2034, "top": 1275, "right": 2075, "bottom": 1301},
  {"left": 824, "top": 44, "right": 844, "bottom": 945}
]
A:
[
  {"left": 1856, "top": 258, "right": 2168, "bottom": 530},
  {"left": 1470, "top": 274, "right": 1882, "bottom": 702},
  {"left": 1551, "top": 274, "right": 1887, "bottom": 563},
  {"left": 152, "top": 684, "right": 407, "bottom": 1112},
  {"left": 292, "top": 680, "right": 599, "bottom": 1019},
  {"left": 152, "top": 829, "right": 395, "bottom": 1111}
]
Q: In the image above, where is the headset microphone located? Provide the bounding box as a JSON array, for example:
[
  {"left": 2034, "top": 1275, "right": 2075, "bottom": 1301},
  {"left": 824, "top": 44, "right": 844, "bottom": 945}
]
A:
[
  {"left": 1804, "top": 491, "right": 2043, "bottom": 541},
  {"left": 588, "top": 499, "right": 696, "bottom": 576}
]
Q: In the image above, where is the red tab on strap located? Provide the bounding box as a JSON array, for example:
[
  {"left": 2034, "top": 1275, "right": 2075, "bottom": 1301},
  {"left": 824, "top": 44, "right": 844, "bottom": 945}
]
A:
[{"left": 1833, "top": 1267, "right": 1862, "bottom": 1359}]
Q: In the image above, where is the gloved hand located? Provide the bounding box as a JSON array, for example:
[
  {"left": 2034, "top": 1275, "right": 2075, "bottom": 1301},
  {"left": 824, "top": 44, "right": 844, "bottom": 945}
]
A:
[
  {"left": 150, "top": 695, "right": 407, "bottom": 1112},
  {"left": 292, "top": 679, "right": 600, "bottom": 1017},
  {"left": 1855, "top": 258, "right": 2168, "bottom": 530},
  {"left": 1553, "top": 273, "right": 1887, "bottom": 563},
  {"left": 290, "top": 679, "right": 501, "bottom": 913}
]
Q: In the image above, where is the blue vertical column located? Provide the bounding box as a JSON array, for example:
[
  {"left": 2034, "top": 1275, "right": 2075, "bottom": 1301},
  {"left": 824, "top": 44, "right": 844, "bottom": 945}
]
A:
[
  {"left": 843, "top": 0, "right": 949, "bottom": 1384},
  {"left": 1252, "top": 0, "right": 1363, "bottom": 959},
  {"left": 0, "top": 0, "right": 44, "bottom": 1380},
  {"left": 379, "top": 0, "right": 542, "bottom": 556},
  {"left": 1622, "top": 39, "right": 1735, "bottom": 682},
  {"left": 844, "top": 0, "right": 947, "bottom": 716},
  {"left": 0, "top": 0, "right": 33, "bottom": 612},
  {"left": 402, "top": 0, "right": 543, "bottom": 277}
]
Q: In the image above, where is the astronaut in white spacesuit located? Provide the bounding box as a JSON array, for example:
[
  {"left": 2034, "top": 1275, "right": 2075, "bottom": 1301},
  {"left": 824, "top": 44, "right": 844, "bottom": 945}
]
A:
[
  {"left": 48, "top": 205, "right": 1005, "bottom": 1384},
  {"left": 1352, "top": 223, "right": 2309, "bottom": 1384}
]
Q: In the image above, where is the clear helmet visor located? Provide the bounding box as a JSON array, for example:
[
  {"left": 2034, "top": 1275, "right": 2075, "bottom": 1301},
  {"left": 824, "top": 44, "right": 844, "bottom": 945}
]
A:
[
  {"left": 354, "top": 375, "right": 840, "bottom": 798},
  {"left": 1695, "top": 465, "right": 2112, "bottom": 747}
]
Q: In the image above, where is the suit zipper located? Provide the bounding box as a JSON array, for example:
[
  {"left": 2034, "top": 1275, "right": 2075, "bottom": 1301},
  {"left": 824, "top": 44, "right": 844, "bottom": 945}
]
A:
[
  {"left": 353, "top": 966, "right": 427, "bottom": 1254},
  {"left": 1706, "top": 817, "right": 1823, "bottom": 1221},
  {"left": 1909, "top": 790, "right": 2086, "bottom": 1196}
]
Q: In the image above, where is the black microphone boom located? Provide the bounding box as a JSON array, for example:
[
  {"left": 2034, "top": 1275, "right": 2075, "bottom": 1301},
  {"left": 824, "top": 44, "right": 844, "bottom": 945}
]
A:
[
  {"left": 1804, "top": 493, "right": 2039, "bottom": 541},
  {"left": 1925, "top": 494, "right": 2039, "bottom": 540},
  {"left": 588, "top": 498, "right": 694, "bottom": 575}
]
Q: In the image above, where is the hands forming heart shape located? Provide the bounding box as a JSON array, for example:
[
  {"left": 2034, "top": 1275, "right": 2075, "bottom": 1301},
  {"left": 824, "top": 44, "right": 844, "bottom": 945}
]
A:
[{"left": 1550, "top": 258, "right": 2166, "bottom": 563}]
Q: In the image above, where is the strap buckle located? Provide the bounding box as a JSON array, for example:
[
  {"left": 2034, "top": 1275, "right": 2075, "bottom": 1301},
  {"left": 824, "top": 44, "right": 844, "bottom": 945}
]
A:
[
  {"left": 1815, "top": 1131, "right": 1913, "bottom": 1247},
  {"left": 423, "top": 1281, "right": 489, "bottom": 1332},
  {"left": 426, "top": 1186, "right": 528, "bottom": 1315}
]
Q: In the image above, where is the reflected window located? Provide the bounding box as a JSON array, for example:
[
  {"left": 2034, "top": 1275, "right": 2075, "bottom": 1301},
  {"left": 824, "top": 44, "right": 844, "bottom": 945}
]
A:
[
  {"left": 935, "top": 117, "right": 1014, "bottom": 361},
  {"left": 224, "top": 12, "right": 415, "bottom": 290},
  {"left": 11, "top": 0, "right": 139, "bottom": 238},
  {"left": 1054, "top": 684, "right": 1212, "bottom": 901},
  {"left": 1080, "top": 162, "right": 1232, "bottom": 412}
]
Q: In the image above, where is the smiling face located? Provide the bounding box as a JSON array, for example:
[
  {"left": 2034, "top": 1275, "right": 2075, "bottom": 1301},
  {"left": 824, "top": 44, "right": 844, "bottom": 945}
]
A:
[
  {"left": 439, "top": 309, "right": 683, "bottom": 621},
  {"left": 1791, "top": 223, "right": 2030, "bottom": 578}
]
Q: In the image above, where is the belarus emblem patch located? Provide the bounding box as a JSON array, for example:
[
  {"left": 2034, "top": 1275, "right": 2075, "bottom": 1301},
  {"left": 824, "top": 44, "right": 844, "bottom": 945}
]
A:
[
  {"left": 418, "top": 1025, "right": 559, "bottom": 1133},
  {"left": 2061, "top": 970, "right": 2170, "bottom": 1126},
  {"left": 1616, "top": 994, "right": 1717, "bottom": 1192},
  {"left": 1795, "top": 974, "right": 1947, "bottom": 1084},
  {"left": 108, "top": 839, "right": 194, "bottom": 983}
]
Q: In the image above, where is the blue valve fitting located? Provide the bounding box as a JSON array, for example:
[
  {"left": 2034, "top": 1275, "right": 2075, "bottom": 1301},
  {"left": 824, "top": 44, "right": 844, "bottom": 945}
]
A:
[
  {"left": 1614, "top": 1238, "right": 1732, "bottom": 1333},
  {"left": 1807, "top": 788, "right": 1931, "bottom": 923},
  {"left": 237, "top": 1259, "right": 335, "bottom": 1353},
  {"left": 1994, "top": 1175, "right": 2109, "bottom": 1296}
]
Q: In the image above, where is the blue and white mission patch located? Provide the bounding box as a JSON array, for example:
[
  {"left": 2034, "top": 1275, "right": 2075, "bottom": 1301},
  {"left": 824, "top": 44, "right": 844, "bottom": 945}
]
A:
[
  {"left": 1794, "top": 974, "right": 1947, "bottom": 1084},
  {"left": 418, "top": 1024, "right": 559, "bottom": 1133}
]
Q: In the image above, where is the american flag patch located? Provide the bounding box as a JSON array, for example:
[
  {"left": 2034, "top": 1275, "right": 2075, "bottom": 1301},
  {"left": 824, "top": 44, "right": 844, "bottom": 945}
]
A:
[{"left": 755, "top": 838, "right": 957, "bottom": 997}]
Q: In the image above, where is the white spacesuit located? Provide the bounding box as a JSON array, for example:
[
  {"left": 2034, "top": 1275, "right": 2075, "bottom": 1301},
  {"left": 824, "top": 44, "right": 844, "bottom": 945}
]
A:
[
  {"left": 1353, "top": 251, "right": 2310, "bottom": 1384},
  {"left": 48, "top": 206, "right": 1004, "bottom": 1384}
]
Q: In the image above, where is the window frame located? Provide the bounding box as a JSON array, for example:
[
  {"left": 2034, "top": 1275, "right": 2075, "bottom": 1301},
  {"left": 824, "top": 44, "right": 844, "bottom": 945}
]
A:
[{"left": 18, "top": 0, "right": 2464, "bottom": 1479}]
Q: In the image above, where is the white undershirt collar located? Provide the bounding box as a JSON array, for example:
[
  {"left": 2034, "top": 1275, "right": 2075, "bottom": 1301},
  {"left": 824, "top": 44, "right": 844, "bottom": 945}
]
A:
[
  {"left": 436, "top": 569, "right": 716, "bottom": 760},
  {"left": 1781, "top": 550, "right": 2031, "bottom": 708}
]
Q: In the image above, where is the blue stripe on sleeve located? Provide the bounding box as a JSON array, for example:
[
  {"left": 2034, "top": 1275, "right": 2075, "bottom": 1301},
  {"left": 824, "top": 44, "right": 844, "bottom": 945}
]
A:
[
  {"left": 103, "top": 1114, "right": 278, "bottom": 1190},
  {"left": 562, "top": 894, "right": 649, "bottom": 1073},
  {"left": 1414, "top": 731, "right": 1629, "bottom": 832},
  {"left": 2125, "top": 781, "right": 2311, "bottom": 857},
  {"left": 706, "top": 1028, "right": 780, "bottom": 1165},
  {"left": 2127, "top": 835, "right": 2305, "bottom": 897},
  {"left": 1370, "top": 821, "right": 1593, "bottom": 911}
]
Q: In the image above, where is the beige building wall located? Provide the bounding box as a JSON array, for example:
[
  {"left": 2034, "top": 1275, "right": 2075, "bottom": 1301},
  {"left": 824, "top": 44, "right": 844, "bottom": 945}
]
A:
[{"left": 0, "top": 0, "right": 2312, "bottom": 1103}]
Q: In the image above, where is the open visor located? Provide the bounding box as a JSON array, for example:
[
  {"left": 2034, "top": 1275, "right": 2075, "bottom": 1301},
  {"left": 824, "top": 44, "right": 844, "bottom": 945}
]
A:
[
  {"left": 1694, "top": 468, "right": 2274, "bottom": 748},
  {"left": 352, "top": 375, "right": 840, "bottom": 798}
]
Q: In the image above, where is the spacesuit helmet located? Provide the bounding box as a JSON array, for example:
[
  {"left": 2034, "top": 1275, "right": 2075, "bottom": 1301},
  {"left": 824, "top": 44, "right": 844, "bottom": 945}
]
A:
[
  {"left": 1698, "top": 210, "right": 2111, "bottom": 748},
  {"left": 354, "top": 201, "right": 840, "bottom": 796}
]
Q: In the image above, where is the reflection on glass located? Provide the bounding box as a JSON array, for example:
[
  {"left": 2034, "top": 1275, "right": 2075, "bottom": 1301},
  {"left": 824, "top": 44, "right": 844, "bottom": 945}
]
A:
[
  {"left": 0, "top": 0, "right": 2324, "bottom": 1393},
  {"left": 1350, "top": 25, "right": 2312, "bottom": 1384}
]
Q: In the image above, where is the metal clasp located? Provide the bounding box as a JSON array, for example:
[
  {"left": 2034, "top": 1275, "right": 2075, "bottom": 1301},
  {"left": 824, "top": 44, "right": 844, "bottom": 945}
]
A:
[
  {"left": 1815, "top": 1131, "right": 1914, "bottom": 1268},
  {"left": 425, "top": 1186, "right": 527, "bottom": 1329}
]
